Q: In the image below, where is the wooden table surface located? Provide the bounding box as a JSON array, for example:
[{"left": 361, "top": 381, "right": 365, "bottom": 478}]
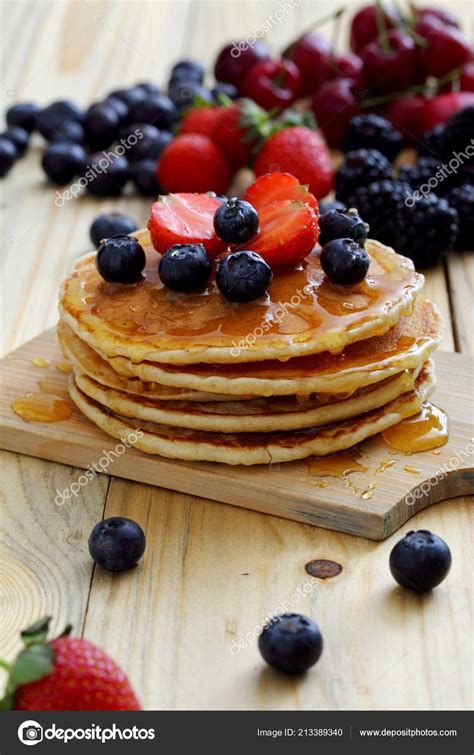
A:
[{"left": 1, "top": 0, "right": 473, "bottom": 711}]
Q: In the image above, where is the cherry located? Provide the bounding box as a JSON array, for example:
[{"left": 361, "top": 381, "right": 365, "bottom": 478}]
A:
[
  {"left": 418, "top": 24, "right": 472, "bottom": 79},
  {"left": 332, "top": 53, "right": 364, "bottom": 86},
  {"left": 385, "top": 94, "right": 426, "bottom": 141},
  {"left": 284, "top": 33, "right": 333, "bottom": 95},
  {"left": 460, "top": 62, "right": 474, "bottom": 92},
  {"left": 214, "top": 40, "right": 270, "bottom": 89},
  {"left": 350, "top": 4, "right": 398, "bottom": 54},
  {"left": 420, "top": 91, "right": 474, "bottom": 133},
  {"left": 418, "top": 7, "right": 459, "bottom": 29},
  {"left": 361, "top": 30, "right": 417, "bottom": 94},
  {"left": 242, "top": 59, "right": 302, "bottom": 110},
  {"left": 311, "top": 78, "right": 361, "bottom": 147}
]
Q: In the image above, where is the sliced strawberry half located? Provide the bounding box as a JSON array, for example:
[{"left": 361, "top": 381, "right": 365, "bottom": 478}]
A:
[
  {"left": 243, "top": 199, "right": 319, "bottom": 269},
  {"left": 244, "top": 172, "right": 319, "bottom": 212},
  {"left": 148, "top": 193, "right": 227, "bottom": 259}
]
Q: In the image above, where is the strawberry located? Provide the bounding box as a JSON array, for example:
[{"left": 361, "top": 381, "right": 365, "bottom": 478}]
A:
[
  {"left": 148, "top": 192, "right": 226, "bottom": 259},
  {"left": 179, "top": 105, "right": 221, "bottom": 136},
  {"left": 253, "top": 126, "right": 334, "bottom": 199},
  {"left": 157, "top": 134, "right": 232, "bottom": 194},
  {"left": 0, "top": 617, "right": 140, "bottom": 711},
  {"left": 243, "top": 199, "right": 319, "bottom": 269},
  {"left": 243, "top": 172, "right": 318, "bottom": 212},
  {"left": 210, "top": 103, "right": 255, "bottom": 168}
]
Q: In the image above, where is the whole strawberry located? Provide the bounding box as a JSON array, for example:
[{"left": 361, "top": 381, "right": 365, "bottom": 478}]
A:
[
  {"left": 0, "top": 617, "right": 140, "bottom": 711},
  {"left": 253, "top": 126, "right": 333, "bottom": 199},
  {"left": 210, "top": 100, "right": 263, "bottom": 169},
  {"left": 158, "top": 133, "right": 232, "bottom": 194},
  {"left": 179, "top": 105, "right": 221, "bottom": 136}
]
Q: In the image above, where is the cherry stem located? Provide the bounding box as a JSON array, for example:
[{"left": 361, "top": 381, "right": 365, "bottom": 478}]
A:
[
  {"left": 284, "top": 7, "right": 345, "bottom": 58},
  {"left": 0, "top": 659, "right": 12, "bottom": 673},
  {"left": 375, "top": 0, "right": 392, "bottom": 53},
  {"left": 361, "top": 65, "right": 464, "bottom": 107}
]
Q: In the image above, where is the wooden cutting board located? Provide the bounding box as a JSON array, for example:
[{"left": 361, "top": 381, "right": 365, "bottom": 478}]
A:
[{"left": 0, "top": 328, "right": 472, "bottom": 540}]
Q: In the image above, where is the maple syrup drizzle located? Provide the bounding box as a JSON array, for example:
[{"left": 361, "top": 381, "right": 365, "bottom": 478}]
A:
[
  {"left": 37, "top": 378, "right": 70, "bottom": 399},
  {"left": 32, "top": 357, "right": 50, "bottom": 367},
  {"left": 305, "top": 448, "right": 367, "bottom": 477},
  {"left": 12, "top": 394, "right": 72, "bottom": 422},
  {"left": 376, "top": 459, "right": 396, "bottom": 474},
  {"left": 382, "top": 402, "right": 448, "bottom": 453},
  {"left": 55, "top": 361, "right": 72, "bottom": 373}
]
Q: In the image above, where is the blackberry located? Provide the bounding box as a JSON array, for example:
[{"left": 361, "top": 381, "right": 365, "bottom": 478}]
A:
[
  {"left": 417, "top": 124, "right": 446, "bottom": 159},
  {"left": 394, "top": 194, "right": 459, "bottom": 268},
  {"left": 342, "top": 114, "right": 403, "bottom": 160},
  {"left": 398, "top": 157, "right": 455, "bottom": 196},
  {"left": 443, "top": 105, "right": 474, "bottom": 154},
  {"left": 335, "top": 149, "right": 392, "bottom": 203},
  {"left": 445, "top": 185, "right": 474, "bottom": 250},
  {"left": 347, "top": 180, "right": 411, "bottom": 245}
]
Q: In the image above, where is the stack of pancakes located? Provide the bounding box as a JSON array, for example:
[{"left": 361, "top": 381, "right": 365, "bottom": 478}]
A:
[{"left": 58, "top": 231, "right": 443, "bottom": 465}]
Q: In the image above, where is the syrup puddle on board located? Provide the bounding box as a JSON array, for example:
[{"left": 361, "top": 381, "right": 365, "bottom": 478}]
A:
[
  {"left": 55, "top": 361, "right": 72, "bottom": 373},
  {"left": 305, "top": 448, "right": 367, "bottom": 478},
  {"left": 37, "top": 378, "right": 70, "bottom": 399},
  {"left": 381, "top": 402, "right": 448, "bottom": 453},
  {"left": 12, "top": 394, "right": 72, "bottom": 422},
  {"left": 32, "top": 357, "right": 50, "bottom": 367}
]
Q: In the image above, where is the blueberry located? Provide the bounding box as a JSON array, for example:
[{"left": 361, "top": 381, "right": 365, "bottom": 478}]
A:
[
  {"left": 48, "top": 120, "right": 85, "bottom": 144},
  {"left": 389, "top": 530, "right": 452, "bottom": 592},
  {"left": 6, "top": 102, "right": 40, "bottom": 132},
  {"left": 159, "top": 243, "right": 212, "bottom": 292},
  {"left": 131, "top": 159, "right": 161, "bottom": 196},
  {"left": 121, "top": 123, "right": 172, "bottom": 163},
  {"left": 216, "top": 250, "right": 272, "bottom": 302},
  {"left": 96, "top": 234, "right": 146, "bottom": 283},
  {"left": 214, "top": 198, "right": 259, "bottom": 243},
  {"left": 170, "top": 59, "right": 205, "bottom": 84},
  {"left": 36, "top": 100, "right": 84, "bottom": 139},
  {"left": 83, "top": 103, "right": 120, "bottom": 150},
  {"left": 168, "top": 81, "right": 213, "bottom": 112},
  {"left": 135, "top": 81, "right": 161, "bottom": 96},
  {"left": 212, "top": 82, "right": 239, "bottom": 102},
  {"left": 88, "top": 516, "right": 146, "bottom": 572},
  {"left": 0, "top": 138, "right": 18, "bottom": 177},
  {"left": 319, "top": 208, "right": 368, "bottom": 248},
  {"left": 258, "top": 613, "right": 323, "bottom": 674},
  {"left": 103, "top": 95, "right": 129, "bottom": 124},
  {"left": 320, "top": 238, "right": 370, "bottom": 285},
  {"left": 127, "top": 94, "right": 177, "bottom": 130},
  {"left": 90, "top": 212, "right": 138, "bottom": 248},
  {"left": 85, "top": 152, "right": 129, "bottom": 196},
  {"left": 108, "top": 86, "right": 146, "bottom": 110},
  {"left": 2, "top": 126, "right": 29, "bottom": 156},
  {"left": 41, "top": 142, "right": 86, "bottom": 184},
  {"left": 318, "top": 199, "right": 346, "bottom": 215}
]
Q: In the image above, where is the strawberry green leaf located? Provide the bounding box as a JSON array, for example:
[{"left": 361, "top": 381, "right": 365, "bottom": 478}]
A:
[
  {"left": 21, "top": 616, "right": 51, "bottom": 646},
  {"left": 10, "top": 644, "right": 54, "bottom": 686}
]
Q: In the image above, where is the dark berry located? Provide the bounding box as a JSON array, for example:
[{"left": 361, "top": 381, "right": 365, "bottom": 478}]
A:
[
  {"left": 127, "top": 94, "right": 177, "bottom": 130},
  {"left": 398, "top": 157, "right": 455, "bottom": 196},
  {"left": 103, "top": 95, "right": 129, "bottom": 124},
  {"left": 347, "top": 180, "right": 412, "bottom": 246},
  {"left": 335, "top": 149, "right": 392, "bottom": 202},
  {"left": 96, "top": 235, "right": 146, "bottom": 283},
  {"left": 0, "top": 138, "right": 18, "bottom": 177},
  {"left": 258, "top": 613, "right": 323, "bottom": 674},
  {"left": 318, "top": 199, "right": 346, "bottom": 215},
  {"left": 135, "top": 82, "right": 161, "bottom": 96},
  {"left": 2, "top": 126, "right": 29, "bottom": 156},
  {"left": 394, "top": 194, "right": 459, "bottom": 268},
  {"left": 445, "top": 185, "right": 474, "bottom": 250},
  {"left": 83, "top": 103, "right": 119, "bottom": 150},
  {"left": 168, "top": 81, "right": 213, "bottom": 112},
  {"left": 213, "top": 198, "right": 259, "bottom": 243},
  {"left": 131, "top": 159, "right": 161, "bottom": 196},
  {"left": 88, "top": 517, "right": 146, "bottom": 572},
  {"left": 342, "top": 114, "right": 403, "bottom": 160},
  {"left": 85, "top": 153, "right": 129, "bottom": 196},
  {"left": 36, "top": 100, "right": 84, "bottom": 139},
  {"left": 90, "top": 212, "right": 138, "bottom": 248},
  {"left": 48, "top": 120, "right": 85, "bottom": 144},
  {"left": 108, "top": 86, "right": 146, "bottom": 110},
  {"left": 170, "top": 59, "right": 205, "bottom": 84},
  {"left": 212, "top": 82, "right": 239, "bottom": 102},
  {"left": 443, "top": 104, "right": 474, "bottom": 154},
  {"left": 319, "top": 208, "right": 368, "bottom": 247},
  {"left": 320, "top": 238, "right": 370, "bottom": 284},
  {"left": 216, "top": 251, "right": 272, "bottom": 302},
  {"left": 159, "top": 243, "right": 212, "bottom": 292},
  {"left": 389, "top": 530, "right": 452, "bottom": 592},
  {"left": 417, "top": 124, "right": 446, "bottom": 159},
  {"left": 41, "top": 142, "right": 86, "bottom": 184},
  {"left": 120, "top": 124, "right": 172, "bottom": 163},
  {"left": 6, "top": 102, "right": 40, "bottom": 132}
]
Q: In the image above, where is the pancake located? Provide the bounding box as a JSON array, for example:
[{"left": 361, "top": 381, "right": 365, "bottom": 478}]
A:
[
  {"left": 95, "top": 300, "right": 443, "bottom": 397},
  {"left": 56, "top": 320, "right": 240, "bottom": 403},
  {"left": 68, "top": 361, "right": 436, "bottom": 465},
  {"left": 73, "top": 367, "right": 418, "bottom": 433},
  {"left": 59, "top": 231, "right": 424, "bottom": 365}
]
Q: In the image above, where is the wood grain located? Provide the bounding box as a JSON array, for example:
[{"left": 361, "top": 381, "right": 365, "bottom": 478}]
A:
[{"left": 0, "top": 0, "right": 472, "bottom": 713}]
